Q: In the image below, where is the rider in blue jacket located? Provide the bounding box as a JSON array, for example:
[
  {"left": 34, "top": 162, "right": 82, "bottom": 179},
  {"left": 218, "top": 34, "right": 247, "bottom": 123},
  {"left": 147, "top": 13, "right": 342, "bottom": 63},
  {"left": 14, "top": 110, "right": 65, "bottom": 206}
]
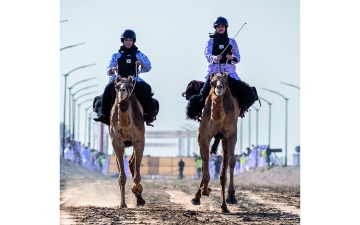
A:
[{"left": 94, "top": 29, "right": 154, "bottom": 126}]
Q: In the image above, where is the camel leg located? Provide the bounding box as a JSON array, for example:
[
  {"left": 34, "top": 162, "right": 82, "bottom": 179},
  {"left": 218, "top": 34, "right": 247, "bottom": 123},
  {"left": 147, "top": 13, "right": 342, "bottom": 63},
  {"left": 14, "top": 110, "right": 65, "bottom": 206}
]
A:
[
  {"left": 112, "top": 140, "right": 127, "bottom": 208},
  {"left": 200, "top": 145, "right": 211, "bottom": 197},
  {"left": 219, "top": 139, "right": 230, "bottom": 213},
  {"left": 131, "top": 142, "right": 145, "bottom": 206},
  {"left": 128, "top": 152, "right": 135, "bottom": 177},
  {"left": 226, "top": 134, "right": 238, "bottom": 204},
  {"left": 192, "top": 137, "right": 211, "bottom": 205}
]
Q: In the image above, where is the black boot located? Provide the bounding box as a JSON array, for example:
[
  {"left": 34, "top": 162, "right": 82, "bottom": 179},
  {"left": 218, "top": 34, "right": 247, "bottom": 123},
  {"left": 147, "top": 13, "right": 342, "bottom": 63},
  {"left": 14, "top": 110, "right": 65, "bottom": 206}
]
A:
[
  {"left": 93, "top": 82, "right": 113, "bottom": 125},
  {"left": 186, "top": 77, "right": 211, "bottom": 121}
]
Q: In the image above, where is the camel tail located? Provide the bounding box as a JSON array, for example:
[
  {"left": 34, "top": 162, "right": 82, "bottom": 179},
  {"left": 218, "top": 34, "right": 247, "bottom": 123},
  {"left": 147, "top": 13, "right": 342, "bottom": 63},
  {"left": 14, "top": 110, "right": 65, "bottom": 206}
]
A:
[{"left": 210, "top": 139, "right": 220, "bottom": 155}]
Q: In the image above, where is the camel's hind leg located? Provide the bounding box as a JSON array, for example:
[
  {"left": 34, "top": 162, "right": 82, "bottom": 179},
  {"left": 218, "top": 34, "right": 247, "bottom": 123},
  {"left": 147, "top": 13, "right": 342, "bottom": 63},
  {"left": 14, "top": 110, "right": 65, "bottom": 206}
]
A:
[
  {"left": 225, "top": 134, "right": 238, "bottom": 204},
  {"left": 131, "top": 142, "right": 146, "bottom": 206},
  {"left": 112, "top": 140, "right": 127, "bottom": 208},
  {"left": 192, "top": 137, "right": 212, "bottom": 205}
]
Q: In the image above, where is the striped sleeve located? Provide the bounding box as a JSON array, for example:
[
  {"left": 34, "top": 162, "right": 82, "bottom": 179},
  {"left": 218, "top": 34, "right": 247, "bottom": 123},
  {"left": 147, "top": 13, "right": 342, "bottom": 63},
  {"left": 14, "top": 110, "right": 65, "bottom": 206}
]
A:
[
  {"left": 229, "top": 38, "right": 240, "bottom": 64},
  {"left": 136, "top": 52, "right": 152, "bottom": 73}
]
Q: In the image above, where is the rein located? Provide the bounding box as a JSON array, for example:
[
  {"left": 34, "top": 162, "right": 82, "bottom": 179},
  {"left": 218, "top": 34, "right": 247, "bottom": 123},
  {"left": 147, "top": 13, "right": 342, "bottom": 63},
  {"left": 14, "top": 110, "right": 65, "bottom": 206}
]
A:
[
  {"left": 217, "top": 59, "right": 229, "bottom": 74},
  {"left": 128, "top": 63, "right": 138, "bottom": 97}
]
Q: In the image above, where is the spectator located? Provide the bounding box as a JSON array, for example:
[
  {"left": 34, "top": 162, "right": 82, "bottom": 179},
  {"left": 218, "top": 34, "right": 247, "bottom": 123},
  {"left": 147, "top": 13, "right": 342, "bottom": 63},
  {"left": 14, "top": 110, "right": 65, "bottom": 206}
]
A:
[
  {"left": 178, "top": 158, "right": 185, "bottom": 179},
  {"left": 80, "top": 145, "right": 91, "bottom": 168},
  {"left": 209, "top": 155, "right": 216, "bottom": 179},
  {"left": 64, "top": 143, "right": 75, "bottom": 162},
  {"left": 195, "top": 157, "right": 203, "bottom": 180},
  {"left": 240, "top": 152, "right": 247, "bottom": 173},
  {"left": 234, "top": 155, "right": 240, "bottom": 175},
  {"left": 214, "top": 155, "right": 222, "bottom": 179},
  {"left": 123, "top": 155, "right": 131, "bottom": 177},
  {"left": 97, "top": 152, "right": 105, "bottom": 172}
]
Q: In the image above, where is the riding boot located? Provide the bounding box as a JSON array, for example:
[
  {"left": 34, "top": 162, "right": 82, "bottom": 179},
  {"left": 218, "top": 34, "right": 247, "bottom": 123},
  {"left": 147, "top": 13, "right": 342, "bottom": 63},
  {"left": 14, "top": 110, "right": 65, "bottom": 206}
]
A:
[
  {"left": 186, "top": 77, "right": 211, "bottom": 120},
  {"left": 94, "top": 81, "right": 113, "bottom": 125},
  {"left": 134, "top": 81, "right": 154, "bottom": 126}
]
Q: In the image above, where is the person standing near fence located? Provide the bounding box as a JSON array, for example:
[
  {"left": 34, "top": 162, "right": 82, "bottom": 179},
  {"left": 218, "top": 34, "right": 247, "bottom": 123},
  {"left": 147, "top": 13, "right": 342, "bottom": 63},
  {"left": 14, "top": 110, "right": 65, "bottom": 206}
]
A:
[
  {"left": 214, "top": 155, "right": 222, "bottom": 179},
  {"left": 178, "top": 158, "right": 185, "bottom": 179},
  {"left": 195, "top": 156, "right": 202, "bottom": 179},
  {"left": 240, "top": 152, "right": 247, "bottom": 173}
]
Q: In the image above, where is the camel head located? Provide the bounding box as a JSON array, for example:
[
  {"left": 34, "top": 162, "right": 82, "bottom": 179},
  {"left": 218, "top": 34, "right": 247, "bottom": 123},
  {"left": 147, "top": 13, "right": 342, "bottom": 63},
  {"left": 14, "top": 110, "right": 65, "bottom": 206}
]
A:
[
  {"left": 115, "top": 75, "right": 135, "bottom": 101},
  {"left": 210, "top": 72, "right": 228, "bottom": 96}
]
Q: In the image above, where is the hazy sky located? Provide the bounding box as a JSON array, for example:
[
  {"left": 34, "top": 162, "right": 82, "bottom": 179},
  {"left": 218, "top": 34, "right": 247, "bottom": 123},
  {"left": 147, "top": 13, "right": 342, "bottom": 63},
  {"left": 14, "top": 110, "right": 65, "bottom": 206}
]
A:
[{"left": 60, "top": 0, "right": 300, "bottom": 163}]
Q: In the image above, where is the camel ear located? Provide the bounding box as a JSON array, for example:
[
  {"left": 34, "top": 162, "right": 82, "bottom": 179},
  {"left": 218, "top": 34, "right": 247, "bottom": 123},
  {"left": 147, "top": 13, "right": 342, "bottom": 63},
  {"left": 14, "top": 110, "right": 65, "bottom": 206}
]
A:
[
  {"left": 210, "top": 72, "right": 216, "bottom": 80},
  {"left": 115, "top": 75, "right": 121, "bottom": 84},
  {"left": 223, "top": 72, "right": 228, "bottom": 80},
  {"left": 128, "top": 75, "right": 134, "bottom": 83}
]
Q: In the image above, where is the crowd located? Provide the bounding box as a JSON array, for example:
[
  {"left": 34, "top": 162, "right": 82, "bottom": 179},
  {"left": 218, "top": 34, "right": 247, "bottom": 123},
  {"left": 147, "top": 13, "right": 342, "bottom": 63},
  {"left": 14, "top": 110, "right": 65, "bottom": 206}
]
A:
[
  {"left": 192, "top": 144, "right": 281, "bottom": 179},
  {"left": 61, "top": 140, "right": 108, "bottom": 174}
]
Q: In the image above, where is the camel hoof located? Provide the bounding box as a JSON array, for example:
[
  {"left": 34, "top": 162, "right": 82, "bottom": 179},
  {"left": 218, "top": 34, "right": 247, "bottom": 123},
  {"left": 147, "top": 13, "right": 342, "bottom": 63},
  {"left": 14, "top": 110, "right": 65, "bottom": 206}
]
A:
[
  {"left": 119, "top": 203, "right": 127, "bottom": 208},
  {"left": 191, "top": 198, "right": 200, "bottom": 205},
  {"left": 202, "top": 188, "right": 212, "bottom": 196},
  {"left": 226, "top": 194, "right": 237, "bottom": 204},
  {"left": 220, "top": 208, "right": 230, "bottom": 214},
  {"left": 136, "top": 197, "right": 146, "bottom": 206}
]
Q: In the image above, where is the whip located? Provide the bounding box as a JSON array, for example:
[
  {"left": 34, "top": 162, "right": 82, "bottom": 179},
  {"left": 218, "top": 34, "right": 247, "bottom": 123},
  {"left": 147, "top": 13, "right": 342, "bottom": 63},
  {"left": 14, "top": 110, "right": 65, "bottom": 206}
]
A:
[{"left": 219, "top": 22, "right": 247, "bottom": 56}]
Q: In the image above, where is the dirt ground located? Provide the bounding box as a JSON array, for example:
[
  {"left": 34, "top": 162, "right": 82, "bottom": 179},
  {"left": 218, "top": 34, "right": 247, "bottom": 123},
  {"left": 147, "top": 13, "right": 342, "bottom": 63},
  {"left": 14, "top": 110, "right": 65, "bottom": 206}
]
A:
[{"left": 60, "top": 157, "right": 300, "bottom": 224}]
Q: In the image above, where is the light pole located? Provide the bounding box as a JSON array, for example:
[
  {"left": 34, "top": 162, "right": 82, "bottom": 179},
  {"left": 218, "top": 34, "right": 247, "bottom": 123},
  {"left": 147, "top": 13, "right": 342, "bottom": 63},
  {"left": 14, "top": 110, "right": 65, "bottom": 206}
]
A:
[
  {"left": 279, "top": 82, "right": 300, "bottom": 90},
  {"left": 69, "top": 85, "right": 97, "bottom": 140},
  {"left": 248, "top": 109, "right": 252, "bottom": 148},
  {"left": 60, "top": 43, "right": 85, "bottom": 51},
  {"left": 72, "top": 89, "right": 97, "bottom": 140},
  {"left": 68, "top": 78, "right": 97, "bottom": 138},
  {"left": 180, "top": 126, "right": 191, "bottom": 157},
  {"left": 88, "top": 112, "right": 94, "bottom": 148},
  {"left": 77, "top": 99, "right": 94, "bottom": 141},
  {"left": 61, "top": 63, "right": 96, "bottom": 157},
  {"left": 84, "top": 105, "right": 93, "bottom": 145},
  {"left": 239, "top": 118, "right": 243, "bottom": 155},
  {"left": 251, "top": 106, "right": 259, "bottom": 147},
  {"left": 263, "top": 88, "right": 289, "bottom": 166},
  {"left": 259, "top": 97, "right": 273, "bottom": 147},
  {"left": 182, "top": 124, "right": 198, "bottom": 156}
]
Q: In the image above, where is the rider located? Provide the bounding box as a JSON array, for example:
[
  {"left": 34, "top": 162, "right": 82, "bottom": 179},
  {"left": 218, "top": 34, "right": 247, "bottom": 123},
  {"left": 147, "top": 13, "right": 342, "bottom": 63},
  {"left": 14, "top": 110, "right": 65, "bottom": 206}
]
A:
[
  {"left": 186, "top": 16, "right": 259, "bottom": 120},
  {"left": 94, "top": 29, "right": 154, "bottom": 126}
]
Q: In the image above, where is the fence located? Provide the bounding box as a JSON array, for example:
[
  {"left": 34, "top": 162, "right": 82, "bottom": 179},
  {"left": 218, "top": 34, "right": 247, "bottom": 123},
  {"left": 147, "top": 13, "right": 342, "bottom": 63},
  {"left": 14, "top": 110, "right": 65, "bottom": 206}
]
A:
[{"left": 108, "top": 155, "right": 197, "bottom": 176}]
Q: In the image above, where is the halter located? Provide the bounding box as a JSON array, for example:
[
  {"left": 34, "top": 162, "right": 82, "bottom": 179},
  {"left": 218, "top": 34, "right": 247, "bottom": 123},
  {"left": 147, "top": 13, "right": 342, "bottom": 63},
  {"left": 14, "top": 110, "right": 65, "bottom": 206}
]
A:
[
  {"left": 217, "top": 59, "right": 229, "bottom": 75},
  {"left": 128, "top": 63, "right": 138, "bottom": 97}
]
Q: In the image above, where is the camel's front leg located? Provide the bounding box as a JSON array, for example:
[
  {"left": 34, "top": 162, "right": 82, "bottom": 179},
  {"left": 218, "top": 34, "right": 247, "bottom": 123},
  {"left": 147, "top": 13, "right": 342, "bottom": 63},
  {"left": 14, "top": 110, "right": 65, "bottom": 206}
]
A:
[
  {"left": 112, "top": 140, "right": 127, "bottom": 208},
  {"left": 225, "top": 136, "right": 237, "bottom": 204},
  {"left": 201, "top": 148, "right": 211, "bottom": 197},
  {"left": 219, "top": 140, "right": 230, "bottom": 213},
  {"left": 131, "top": 142, "right": 145, "bottom": 206},
  {"left": 192, "top": 138, "right": 211, "bottom": 205}
]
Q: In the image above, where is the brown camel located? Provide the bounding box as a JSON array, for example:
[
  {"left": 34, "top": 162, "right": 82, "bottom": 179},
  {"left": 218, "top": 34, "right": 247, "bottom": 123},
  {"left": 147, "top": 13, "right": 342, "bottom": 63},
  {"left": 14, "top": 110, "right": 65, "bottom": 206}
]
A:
[
  {"left": 191, "top": 72, "right": 240, "bottom": 213},
  {"left": 108, "top": 75, "right": 146, "bottom": 208}
]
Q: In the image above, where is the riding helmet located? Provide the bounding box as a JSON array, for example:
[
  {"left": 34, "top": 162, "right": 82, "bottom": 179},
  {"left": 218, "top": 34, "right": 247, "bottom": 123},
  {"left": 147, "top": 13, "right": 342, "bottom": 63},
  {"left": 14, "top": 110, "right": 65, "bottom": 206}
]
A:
[
  {"left": 120, "top": 29, "right": 136, "bottom": 43},
  {"left": 213, "top": 16, "right": 228, "bottom": 28}
]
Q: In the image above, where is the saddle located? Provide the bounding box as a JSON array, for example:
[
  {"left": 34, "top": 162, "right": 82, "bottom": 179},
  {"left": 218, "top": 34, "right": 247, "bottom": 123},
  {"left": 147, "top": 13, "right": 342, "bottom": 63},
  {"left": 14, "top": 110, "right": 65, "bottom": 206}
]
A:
[
  {"left": 93, "top": 92, "right": 159, "bottom": 126},
  {"left": 182, "top": 79, "right": 260, "bottom": 118}
]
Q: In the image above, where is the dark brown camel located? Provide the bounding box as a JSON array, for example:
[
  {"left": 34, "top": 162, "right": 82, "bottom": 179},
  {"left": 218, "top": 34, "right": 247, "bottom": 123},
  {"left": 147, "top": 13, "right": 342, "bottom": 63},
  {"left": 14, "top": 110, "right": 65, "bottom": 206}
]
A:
[
  {"left": 191, "top": 72, "right": 240, "bottom": 213},
  {"left": 108, "top": 75, "right": 146, "bottom": 208}
]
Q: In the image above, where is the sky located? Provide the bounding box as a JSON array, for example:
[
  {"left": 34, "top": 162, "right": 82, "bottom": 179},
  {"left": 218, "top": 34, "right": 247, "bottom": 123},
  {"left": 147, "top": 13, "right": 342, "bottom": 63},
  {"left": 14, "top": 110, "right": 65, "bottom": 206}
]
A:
[
  {"left": 60, "top": 0, "right": 300, "bottom": 164},
  {"left": 3, "top": 0, "right": 360, "bottom": 223}
]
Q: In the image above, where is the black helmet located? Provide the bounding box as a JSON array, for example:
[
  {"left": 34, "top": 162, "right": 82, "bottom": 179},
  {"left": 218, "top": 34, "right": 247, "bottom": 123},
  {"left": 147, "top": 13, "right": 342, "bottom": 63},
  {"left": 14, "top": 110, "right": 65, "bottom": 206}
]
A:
[
  {"left": 120, "top": 29, "right": 136, "bottom": 43},
  {"left": 213, "top": 16, "right": 228, "bottom": 28}
]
